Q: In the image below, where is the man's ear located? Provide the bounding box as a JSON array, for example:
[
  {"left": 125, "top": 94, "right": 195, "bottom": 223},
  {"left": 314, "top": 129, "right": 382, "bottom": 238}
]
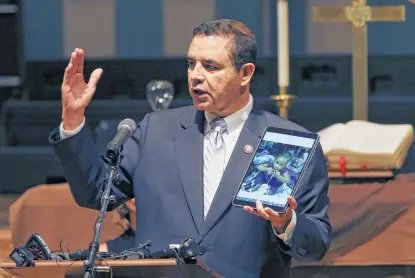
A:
[{"left": 240, "top": 63, "right": 255, "bottom": 86}]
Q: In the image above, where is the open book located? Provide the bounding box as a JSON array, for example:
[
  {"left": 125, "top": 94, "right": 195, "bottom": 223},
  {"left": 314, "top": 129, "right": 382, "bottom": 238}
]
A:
[{"left": 318, "top": 120, "right": 414, "bottom": 171}]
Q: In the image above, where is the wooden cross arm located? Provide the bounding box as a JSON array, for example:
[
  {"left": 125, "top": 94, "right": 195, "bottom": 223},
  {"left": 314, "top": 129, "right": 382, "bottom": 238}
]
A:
[
  {"left": 312, "top": 5, "right": 405, "bottom": 23},
  {"left": 312, "top": 6, "right": 348, "bottom": 22},
  {"left": 370, "top": 6, "right": 405, "bottom": 22}
]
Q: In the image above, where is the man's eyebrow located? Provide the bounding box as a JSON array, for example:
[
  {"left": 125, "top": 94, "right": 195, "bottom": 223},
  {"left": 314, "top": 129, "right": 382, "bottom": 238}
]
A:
[
  {"left": 186, "top": 57, "right": 221, "bottom": 65},
  {"left": 204, "top": 59, "right": 218, "bottom": 64}
]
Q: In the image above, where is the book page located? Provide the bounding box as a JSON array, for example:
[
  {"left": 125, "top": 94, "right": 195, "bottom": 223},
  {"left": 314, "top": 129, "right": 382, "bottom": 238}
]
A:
[
  {"left": 317, "top": 123, "right": 345, "bottom": 153},
  {"left": 329, "top": 120, "right": 413, "bottom": 155}
]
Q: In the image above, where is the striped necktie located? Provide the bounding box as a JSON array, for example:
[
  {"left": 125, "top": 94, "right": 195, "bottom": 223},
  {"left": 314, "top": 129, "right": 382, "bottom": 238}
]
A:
[{"left": 203, "top": 118, "right": 227, "bottom": 218}]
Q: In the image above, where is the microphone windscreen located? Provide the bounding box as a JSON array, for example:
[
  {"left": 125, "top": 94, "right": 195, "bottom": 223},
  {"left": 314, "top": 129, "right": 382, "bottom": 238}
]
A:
[{"left": 117, "top": 118, "right": 137, "bottom": 133}]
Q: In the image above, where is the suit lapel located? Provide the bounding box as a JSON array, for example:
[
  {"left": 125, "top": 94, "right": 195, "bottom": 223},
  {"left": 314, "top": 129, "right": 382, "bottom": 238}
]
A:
[
  {"left": 174, "top": 109, "right": 205, "bottom": 234},
  {"left": 200, "top": 105, "right": 267, "bottom": 239}
]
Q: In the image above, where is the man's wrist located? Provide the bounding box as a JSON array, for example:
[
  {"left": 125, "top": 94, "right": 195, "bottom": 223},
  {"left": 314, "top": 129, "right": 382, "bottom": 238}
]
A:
[
  {"left": 272, "top": 211, "right": 297, "bottom": 246},
  {"left": 59, "top": 118, "right": 85, "bottom": 140},
  {"left": 273, "top": 215, "right": 292, "bottom": 234},
  {"left": 62, "top": 113, "right": 85, "bottom": 131}
]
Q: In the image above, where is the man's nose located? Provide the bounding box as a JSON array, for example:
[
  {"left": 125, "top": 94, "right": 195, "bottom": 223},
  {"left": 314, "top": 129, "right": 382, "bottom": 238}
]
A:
[
  {"left": 189, "top": 67, "right": 205, "bottom": 85},
  {"left": 191, "top": 77, "right": 204, "bottom": 88}
]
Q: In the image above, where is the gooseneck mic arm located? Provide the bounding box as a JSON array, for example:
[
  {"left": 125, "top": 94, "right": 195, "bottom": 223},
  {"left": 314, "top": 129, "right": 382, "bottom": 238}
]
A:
[
  {"left": 83, "top": 166, "right": 117, "bottom": 278},
  {"left": 83, "top": 118, "right": 137, "bottom": 278}
]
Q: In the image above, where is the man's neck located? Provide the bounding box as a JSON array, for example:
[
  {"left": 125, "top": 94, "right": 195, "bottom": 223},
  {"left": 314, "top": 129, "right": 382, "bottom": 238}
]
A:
[
  {"left": 205, "top": 93, "right": 253, "bottom": 122},
  {"left": 211, "top": 93, "right": 251, "bottom": 118}
]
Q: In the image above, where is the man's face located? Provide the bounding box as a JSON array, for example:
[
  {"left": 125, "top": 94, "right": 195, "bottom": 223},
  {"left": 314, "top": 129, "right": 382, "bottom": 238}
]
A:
[{"left": 187, "top": 35, "right": 251, "bottom": 117}]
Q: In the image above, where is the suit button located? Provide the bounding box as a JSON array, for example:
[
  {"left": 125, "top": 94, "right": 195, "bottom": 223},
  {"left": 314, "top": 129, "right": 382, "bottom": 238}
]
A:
[{"left": 297, "top": 248, "right": 307, "bottom": 256}]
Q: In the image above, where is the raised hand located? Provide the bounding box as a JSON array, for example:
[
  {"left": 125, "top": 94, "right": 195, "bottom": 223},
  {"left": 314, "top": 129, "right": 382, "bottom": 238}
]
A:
[{"left": 61, "top": 48, "right": 103, "bottom": 130}]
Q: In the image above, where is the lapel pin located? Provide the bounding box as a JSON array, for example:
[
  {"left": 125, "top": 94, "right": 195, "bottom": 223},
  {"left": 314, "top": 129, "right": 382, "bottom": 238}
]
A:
[{"left": 244, "top": 145, "right": 254, "bottom": 154}]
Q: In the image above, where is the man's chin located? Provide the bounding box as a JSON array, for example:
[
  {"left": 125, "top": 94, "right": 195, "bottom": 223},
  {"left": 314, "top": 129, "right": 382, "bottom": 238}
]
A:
[{"left": 192, "top": 99, "right": 211, "bottom": 111}]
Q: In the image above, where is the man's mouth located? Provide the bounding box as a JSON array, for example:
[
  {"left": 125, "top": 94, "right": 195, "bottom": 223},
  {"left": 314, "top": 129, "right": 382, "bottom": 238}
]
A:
[{"left": 192, "top": 89, "right": 208, "bottom": 96}]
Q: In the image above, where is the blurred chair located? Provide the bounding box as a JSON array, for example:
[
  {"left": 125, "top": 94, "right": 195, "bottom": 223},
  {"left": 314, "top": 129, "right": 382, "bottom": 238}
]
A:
[{"left": 9, "top": 184, "right": 124, "bottom": 252}]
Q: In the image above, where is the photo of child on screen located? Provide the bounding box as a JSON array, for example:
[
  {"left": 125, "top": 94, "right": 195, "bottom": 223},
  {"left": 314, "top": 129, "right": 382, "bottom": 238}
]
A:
[
  {"left": 254, "top": 152, "right": 292, "bottom": 195},
  {"left": 239, "top": 140, "right": 310, "bottom": 204}
]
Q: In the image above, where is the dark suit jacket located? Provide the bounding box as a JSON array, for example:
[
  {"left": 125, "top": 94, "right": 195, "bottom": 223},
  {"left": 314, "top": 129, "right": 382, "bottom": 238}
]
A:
[{"left": 49, "top": 103, "right": 332, "bottom": 278}]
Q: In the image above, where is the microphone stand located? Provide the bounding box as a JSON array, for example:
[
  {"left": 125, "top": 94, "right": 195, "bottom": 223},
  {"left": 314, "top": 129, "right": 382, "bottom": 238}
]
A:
[{"left": 83, "top": 157, "right": 118, "bottom": 278}]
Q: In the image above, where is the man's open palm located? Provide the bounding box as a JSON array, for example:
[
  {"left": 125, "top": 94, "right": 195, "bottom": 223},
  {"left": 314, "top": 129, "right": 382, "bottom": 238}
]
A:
[{"left": 61, "top": 48, "right": 103, "bottom": 130}]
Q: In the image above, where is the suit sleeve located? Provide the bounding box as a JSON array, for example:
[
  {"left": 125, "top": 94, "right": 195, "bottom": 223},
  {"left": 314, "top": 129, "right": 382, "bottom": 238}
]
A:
[
  {"left": 48, "top": 114, "right": 150, "bottom": 211},
  {"left": 278, "top": 144, "right": 332, "bottom": 262}
]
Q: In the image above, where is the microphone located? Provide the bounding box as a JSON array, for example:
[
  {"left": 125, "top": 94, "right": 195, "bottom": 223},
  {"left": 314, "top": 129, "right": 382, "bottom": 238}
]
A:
[
  {"left": 105, "top": 118, "right": 137, "bottom": 162},
  {"left": 149, "top": 248, "right": 177, "bottom": 259},
  {"left": 9, "top": 233, "right": 52, "bottom": 266},
  {"left": 149, "top": 238, "right": 206, "bottom": 261},
  {"left": 51, "top": 249, "right": 114, "bottom": 261},
  {"left": 9, "top": 233, "right": 118, "bottom": 267},
  {"left": 119, "top": 240, "right": 152, "bottom": 259}
]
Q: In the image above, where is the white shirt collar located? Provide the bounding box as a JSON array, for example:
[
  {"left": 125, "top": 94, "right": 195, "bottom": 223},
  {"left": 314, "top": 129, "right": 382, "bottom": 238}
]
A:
[{"left": 204, "top": 94, "right": 253, "bottom": 134}]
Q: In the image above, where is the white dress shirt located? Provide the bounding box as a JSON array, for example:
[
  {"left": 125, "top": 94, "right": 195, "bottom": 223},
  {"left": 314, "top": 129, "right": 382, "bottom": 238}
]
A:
[
  {"left": 60, "top": 94, "right": 296, "bottom": 245},
  {"left": 202, "top": 98, "right": 252, "bottom": 217}
]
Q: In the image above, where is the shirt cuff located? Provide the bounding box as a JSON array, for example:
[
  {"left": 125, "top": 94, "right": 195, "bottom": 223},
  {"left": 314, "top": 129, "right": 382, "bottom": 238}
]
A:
[
  {"left": 59, "top": 118, "right": 86, "bottom": 140},
  {"left": 272, "top": 210, "right": 297, "bottom": 246}
]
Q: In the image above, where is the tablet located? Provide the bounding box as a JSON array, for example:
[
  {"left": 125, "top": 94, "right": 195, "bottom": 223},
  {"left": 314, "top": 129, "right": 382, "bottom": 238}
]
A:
[{"left": 232, "top": 126, "right": 320, "bottom": 214}]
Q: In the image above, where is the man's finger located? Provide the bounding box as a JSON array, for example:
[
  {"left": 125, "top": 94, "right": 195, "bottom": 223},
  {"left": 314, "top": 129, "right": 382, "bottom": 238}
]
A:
[
  {"left": 243, "top": 206, "right": 261, "bottom": 217},
  {"left": 76, "top": 48, "right": 85, "bottom": 74},
  {"left": 256, "top": 200, "right": 270, "bottom": 220},
  {"left": 85, "top": 68, "right": 103, "bottom": 102},
  {"left": 71, "top": 50, "right": 81, "bottom": 75},
  {"left": 265, "top": 207, "right": 280, "bottom": 220},
  {"left": 287, "top": 196, "right": 297, "bottom": 210},
  {"left": 87, "top": 68, "right": 103, "bottom": 89},
  {"left": 62, "top": 64, "right": 73, "bottom": 87},
  {"left": 62, "top": 52, "right": 77, "bottom": 86}
]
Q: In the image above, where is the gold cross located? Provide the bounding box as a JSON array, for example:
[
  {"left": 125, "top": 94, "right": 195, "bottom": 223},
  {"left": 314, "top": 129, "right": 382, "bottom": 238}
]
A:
[{"left": 312, "top": 0, "right": 405, "bottom": 121}]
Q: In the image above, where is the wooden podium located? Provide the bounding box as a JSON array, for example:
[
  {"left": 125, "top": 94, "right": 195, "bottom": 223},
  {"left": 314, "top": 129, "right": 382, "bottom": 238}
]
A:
[{"left": 0, "top": 259, "right": 222, "bottom": 278}]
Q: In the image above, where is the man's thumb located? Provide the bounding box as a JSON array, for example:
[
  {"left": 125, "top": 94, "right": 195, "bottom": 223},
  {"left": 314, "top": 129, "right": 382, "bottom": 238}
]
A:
[{"left": 88, "top": 68, "right": 103, "bottom": 89}]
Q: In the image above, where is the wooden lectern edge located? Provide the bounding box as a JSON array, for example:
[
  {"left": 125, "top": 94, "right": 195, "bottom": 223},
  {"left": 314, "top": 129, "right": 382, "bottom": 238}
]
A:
[
  {"left": 0, "top": 258, "right": 178, "bottom": 269},
  {"left": 97, "top": 258, "right": 178, "bottom": 267},
  {"left": 0, "top": 259, "right": 224, "bottom": 278}
]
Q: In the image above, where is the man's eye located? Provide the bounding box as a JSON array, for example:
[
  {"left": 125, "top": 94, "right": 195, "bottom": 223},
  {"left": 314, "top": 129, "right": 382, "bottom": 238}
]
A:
[{"left": 205, "top": 64, "right": 217, "bottom": 70}]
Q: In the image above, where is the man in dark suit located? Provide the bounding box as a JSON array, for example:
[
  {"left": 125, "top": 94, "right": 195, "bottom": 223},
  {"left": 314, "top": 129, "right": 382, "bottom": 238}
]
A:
[{"left": 49, "top": 19, "right": 331, "bottom": 278}]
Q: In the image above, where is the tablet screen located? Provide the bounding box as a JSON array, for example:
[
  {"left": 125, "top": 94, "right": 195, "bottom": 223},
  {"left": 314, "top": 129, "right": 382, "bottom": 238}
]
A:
[{"left": 234, "top": 129, "right": 318, "bottom": 208}]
